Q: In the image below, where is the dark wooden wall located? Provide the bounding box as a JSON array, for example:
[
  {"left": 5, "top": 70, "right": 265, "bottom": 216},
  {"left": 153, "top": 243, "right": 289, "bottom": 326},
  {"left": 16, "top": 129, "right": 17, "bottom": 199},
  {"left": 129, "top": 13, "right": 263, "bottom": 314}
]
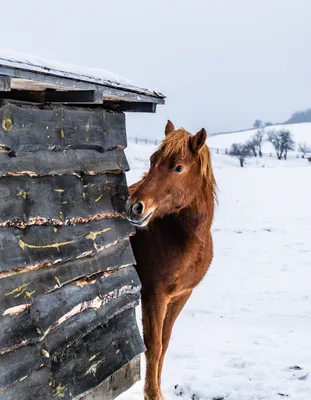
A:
[{"left": 0, "top": 103, "right": 145, "bottom": 399}]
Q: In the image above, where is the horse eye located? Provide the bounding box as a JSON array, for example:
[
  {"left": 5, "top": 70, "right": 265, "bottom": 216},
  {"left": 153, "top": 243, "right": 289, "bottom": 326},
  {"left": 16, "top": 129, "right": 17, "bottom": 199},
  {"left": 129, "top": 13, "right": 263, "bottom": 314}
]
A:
[{"left": 173, "top": 165, "right": 184, "bottom": 173}]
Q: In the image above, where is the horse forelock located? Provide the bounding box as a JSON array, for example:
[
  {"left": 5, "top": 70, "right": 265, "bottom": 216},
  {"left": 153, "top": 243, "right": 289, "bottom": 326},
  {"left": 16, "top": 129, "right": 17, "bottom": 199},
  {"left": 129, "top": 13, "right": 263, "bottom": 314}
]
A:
[{"left": 157, "top": 129, "right": 217, "bottom": 202}]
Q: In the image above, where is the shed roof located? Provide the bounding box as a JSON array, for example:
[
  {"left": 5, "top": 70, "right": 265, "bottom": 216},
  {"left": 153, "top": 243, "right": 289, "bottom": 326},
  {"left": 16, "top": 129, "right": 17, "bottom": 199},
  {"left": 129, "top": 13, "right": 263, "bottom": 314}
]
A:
[{"left": 0, "top": 50, "right": 165, "bottom": 112}]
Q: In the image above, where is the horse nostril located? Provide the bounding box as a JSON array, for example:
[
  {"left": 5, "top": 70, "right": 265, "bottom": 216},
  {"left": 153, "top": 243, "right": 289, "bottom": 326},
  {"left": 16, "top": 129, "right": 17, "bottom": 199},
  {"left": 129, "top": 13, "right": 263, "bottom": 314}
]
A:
[{"left": 132, "top": 202, "right": 144, "bottom": 216}]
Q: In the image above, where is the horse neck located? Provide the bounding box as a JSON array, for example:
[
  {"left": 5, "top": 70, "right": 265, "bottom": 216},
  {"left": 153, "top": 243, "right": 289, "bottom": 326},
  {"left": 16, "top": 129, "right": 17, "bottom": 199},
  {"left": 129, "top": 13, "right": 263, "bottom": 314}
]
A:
[{"left": 178, "top": 183, "right": 214, "bottom": 235}]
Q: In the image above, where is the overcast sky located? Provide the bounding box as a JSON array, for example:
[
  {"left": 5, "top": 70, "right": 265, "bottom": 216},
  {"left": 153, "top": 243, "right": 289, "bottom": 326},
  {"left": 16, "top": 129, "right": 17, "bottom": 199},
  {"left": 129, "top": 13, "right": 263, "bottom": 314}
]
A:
[{"left": 1, "top": 0, "right": 310, "bottom": 138}]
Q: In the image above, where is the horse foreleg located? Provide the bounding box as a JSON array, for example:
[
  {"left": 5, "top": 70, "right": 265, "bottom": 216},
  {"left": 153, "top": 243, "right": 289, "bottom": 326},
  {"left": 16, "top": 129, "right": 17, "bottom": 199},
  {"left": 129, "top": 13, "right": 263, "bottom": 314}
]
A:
[
  {"left": 158, "top": 290, "right": 192, "bottom": 387},
  {"left": 142, "top": 294, "right": 168, "bottom": 400}
]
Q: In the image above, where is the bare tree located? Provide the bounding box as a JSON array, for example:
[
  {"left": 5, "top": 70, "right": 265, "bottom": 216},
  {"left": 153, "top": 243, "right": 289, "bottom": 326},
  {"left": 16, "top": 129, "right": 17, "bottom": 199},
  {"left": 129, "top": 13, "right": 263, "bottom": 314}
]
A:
[
  {"left": 253, "top": 129, "right": 265, "bottom": 157},
  {"left": 229, "top": 143, "right": 252, "bottom": 167},
  {"left": 246, "top": 138, "right": 258, "bottom": 157},
  {"left": 246, "top": 130, "right": 265, "bottom": 157},
  {"left": 267, "top": 130, "right": 295, "bottom": 160},
  {"left": 298, "top": 142, "right": 311, "bottom": 158}
]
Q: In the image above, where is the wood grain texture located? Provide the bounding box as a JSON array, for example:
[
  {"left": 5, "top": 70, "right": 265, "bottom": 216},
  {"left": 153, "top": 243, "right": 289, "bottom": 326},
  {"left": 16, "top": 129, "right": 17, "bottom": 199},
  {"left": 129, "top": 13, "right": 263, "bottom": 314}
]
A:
[
  {"left": 0, "top": 239, "right": 135, "bottom": 315},
  {"left": 0, "top": 308, "right": 145, "bottom": 399},
  {"left": 0, "top": 217, "right": 134, "bottom": 275},
  {"left": 0, "top": 104, "right": 126, "bottom": 153},
  {"left": 0, "top": 173, "right": 128, "bottom": 227}
]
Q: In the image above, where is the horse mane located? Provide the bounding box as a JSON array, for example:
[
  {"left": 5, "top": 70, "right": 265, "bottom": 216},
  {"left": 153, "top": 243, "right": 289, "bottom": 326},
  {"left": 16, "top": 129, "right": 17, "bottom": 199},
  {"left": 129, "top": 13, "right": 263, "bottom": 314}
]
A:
[{"left": 158, "top": 129, "right": 217, "bottom": 206}]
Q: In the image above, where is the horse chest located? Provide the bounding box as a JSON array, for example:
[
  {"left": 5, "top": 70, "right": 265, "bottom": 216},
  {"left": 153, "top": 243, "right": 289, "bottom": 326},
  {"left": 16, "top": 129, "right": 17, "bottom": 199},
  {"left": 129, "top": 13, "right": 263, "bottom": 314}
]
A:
[{"left": 131, "top": 215, "right": 212, "bottom": 296}]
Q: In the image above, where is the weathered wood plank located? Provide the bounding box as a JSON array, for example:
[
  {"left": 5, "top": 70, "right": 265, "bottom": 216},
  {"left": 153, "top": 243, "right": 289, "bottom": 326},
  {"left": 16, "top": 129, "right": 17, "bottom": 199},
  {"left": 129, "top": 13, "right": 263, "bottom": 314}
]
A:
[
  {"left": 0, "top": 104, "right": 126, "bottom": 153},
  {"left": 0, "top": 265, "right": 140, "bottom": 353},
  {"left": 0, "top": 268, "right": 140, "bottom": 388},
  {"left": 79, "top": 357, "right": 140, "bottom": 400},
  {"left": 0, "top": 148, "right": 129, "bottom": 177},
  {"left": 0, "top": 218, "right": 134, "bottom": 275},
  {"left": 0, "top": 76, "right": 11, "bottom": 92},
  {"left": 0, "top": 239, "right": 135, "bottom": 315},
  {"left": 0, "top": 308, "right": 144, "bottom": 399},
  {"left": 0, "top": 173, "right": 128, "bottom": 227}
]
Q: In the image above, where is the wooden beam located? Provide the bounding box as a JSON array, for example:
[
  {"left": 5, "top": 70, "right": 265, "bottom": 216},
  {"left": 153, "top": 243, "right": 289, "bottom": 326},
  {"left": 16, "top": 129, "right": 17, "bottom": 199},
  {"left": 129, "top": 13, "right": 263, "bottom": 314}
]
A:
[
  {"left": 0, "top": 75, "right": 11, "bottom": 91},
  {"left": 45, "top": 89, "right": 104, "bottom": 104},
  {"left": 102, "top": 101, "right": 157, "bottom": 113},
  {"left": 0, "top": 90, "right": 43, "bottom": 102},
  {"left": 0, "top": 92, "right": 158, "bottom": 112}
]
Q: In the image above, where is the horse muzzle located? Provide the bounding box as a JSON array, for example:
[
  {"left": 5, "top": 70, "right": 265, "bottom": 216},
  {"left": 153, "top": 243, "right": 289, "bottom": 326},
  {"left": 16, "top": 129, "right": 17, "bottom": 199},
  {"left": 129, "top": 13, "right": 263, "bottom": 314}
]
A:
[{"left": 126, "top": 200, "right": 154, "bottom": 227}]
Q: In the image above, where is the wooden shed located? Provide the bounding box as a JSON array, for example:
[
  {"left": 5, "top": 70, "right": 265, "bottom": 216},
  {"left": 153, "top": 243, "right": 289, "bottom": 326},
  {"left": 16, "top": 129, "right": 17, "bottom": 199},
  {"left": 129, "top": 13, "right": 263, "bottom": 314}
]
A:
[{"left": 0, "top": 53, "right": 165, "bottom": 399}]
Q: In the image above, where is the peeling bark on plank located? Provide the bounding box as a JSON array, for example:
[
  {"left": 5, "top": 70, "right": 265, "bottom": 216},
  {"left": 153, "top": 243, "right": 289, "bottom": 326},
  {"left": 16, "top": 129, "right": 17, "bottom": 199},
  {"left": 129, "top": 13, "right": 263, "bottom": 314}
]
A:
[
  {"left": 0, "top": 239, "right": 135, "bottom": 315},
  {"left": 0, "top": 173, "right": 129, "bottom": 227},
  {"left": 0, "top": 308, "right": 144, "bottom": 400},
  {"left": 0, "top": 148, "right": 129, "bottom": 177},
  {"left": 0, "top": 296, "right": 140, "bottom": 388},
  {"left": 0, "top": 289, "right": 140, "bottom": 388},
  {"left": 0, "top": 104, "right": 126, "bottom": 153},
  {"left": 0, "top": 265, "right": 140, "bottom": 354},
  {"left": 0, "top": 218, "right": 135, "bottom": 275}
]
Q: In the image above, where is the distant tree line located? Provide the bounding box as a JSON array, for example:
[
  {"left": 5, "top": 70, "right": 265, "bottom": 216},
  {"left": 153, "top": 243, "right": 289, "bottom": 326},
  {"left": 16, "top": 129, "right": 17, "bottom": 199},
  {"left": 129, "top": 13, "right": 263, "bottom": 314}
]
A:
[
  {"left": 285, "top": 109, "right": 311, "bottom": 124},
  {"left": 253, "top": 107, "right": 311, "bottom": 127},
  {"left": 229, "top": 128, "right": 311, "bottom": 167}
]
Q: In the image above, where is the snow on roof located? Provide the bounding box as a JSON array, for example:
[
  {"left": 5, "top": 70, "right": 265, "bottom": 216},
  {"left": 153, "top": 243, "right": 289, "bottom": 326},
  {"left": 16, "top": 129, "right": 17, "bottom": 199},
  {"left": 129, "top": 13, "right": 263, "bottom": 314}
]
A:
[
  {"left": 0, "top": 48, "right": 130, "bottom": 85},
  {"left": 0, "top": 49, "right": 165, "bottom": 104}
]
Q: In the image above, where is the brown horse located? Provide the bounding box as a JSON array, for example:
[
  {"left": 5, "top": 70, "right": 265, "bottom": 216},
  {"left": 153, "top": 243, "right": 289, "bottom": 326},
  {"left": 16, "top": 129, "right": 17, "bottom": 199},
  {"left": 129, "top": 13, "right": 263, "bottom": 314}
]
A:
[{"left": 126, "top": 120, "right": 217, "bottom": 400}]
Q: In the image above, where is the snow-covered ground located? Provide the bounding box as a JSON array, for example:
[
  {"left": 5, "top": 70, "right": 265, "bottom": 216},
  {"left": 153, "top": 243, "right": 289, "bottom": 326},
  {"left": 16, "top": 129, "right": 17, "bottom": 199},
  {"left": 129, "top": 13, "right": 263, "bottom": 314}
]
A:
[{"left": 119, "top": 140, "right": 311, "bottom": 400}]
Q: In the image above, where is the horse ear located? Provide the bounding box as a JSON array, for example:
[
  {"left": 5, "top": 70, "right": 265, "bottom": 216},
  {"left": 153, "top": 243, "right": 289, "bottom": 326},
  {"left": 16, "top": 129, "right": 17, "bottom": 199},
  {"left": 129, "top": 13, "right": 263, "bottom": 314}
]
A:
[
  {"left": 190, "top": 128, "right": 207, "bottom": 152},
  {"left": 165, "top": 120, "right": 175, "bottom": 136}
]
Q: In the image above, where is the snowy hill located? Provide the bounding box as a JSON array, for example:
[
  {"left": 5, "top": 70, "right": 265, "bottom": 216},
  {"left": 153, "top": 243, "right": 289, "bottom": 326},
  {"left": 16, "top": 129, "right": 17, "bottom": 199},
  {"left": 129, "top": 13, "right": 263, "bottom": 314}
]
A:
[
  {"left": 207, "top": 122, "right": 311, "bottom": 155},
  {"left": 121, "top": 141, "right": 311, "bottom": 400}
]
